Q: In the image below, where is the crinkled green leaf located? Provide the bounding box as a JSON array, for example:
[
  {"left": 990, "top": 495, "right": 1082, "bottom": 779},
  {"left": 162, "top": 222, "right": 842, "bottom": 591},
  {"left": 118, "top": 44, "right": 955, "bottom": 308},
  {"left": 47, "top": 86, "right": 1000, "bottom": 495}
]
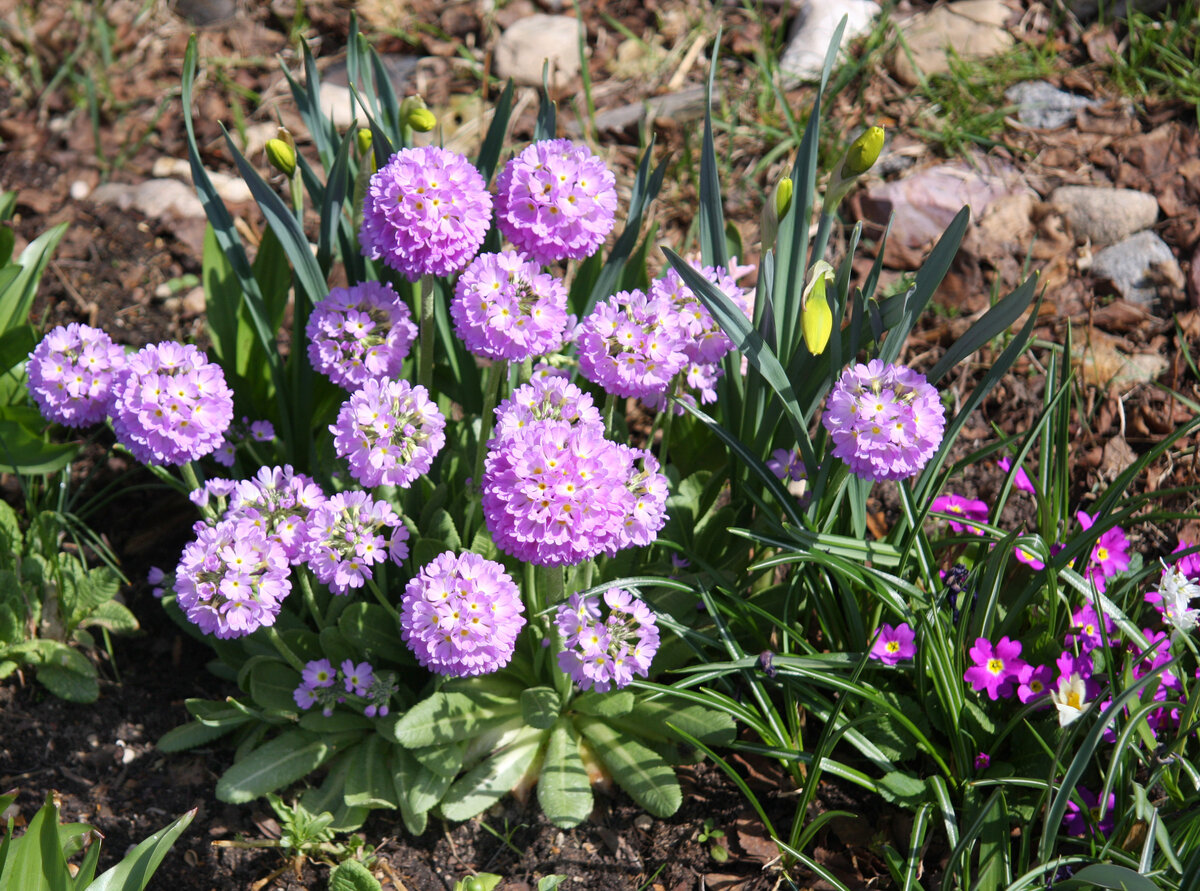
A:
[{"left": 538, "top": 718, "right": 592, "bottom": 828}]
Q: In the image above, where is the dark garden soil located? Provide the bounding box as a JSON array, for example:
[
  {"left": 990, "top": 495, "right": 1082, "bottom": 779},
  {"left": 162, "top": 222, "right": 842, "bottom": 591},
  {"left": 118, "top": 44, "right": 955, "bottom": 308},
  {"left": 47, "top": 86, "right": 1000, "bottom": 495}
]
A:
[{"left": 1, "top": 0, "right": 1199, "bottom": 888}]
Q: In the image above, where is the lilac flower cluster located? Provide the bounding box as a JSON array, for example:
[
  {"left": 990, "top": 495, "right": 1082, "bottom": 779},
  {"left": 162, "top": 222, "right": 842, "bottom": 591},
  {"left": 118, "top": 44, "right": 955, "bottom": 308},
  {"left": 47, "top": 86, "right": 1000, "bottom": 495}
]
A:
[
  {"left": 555, "top": 588, "right": 659, "bottom": 692},
  {"left": 451, "top": 251, "right": 569, "bottom": 361},
  {"left": 109, "top": 341, "right": 234, "bottom": 466},
  {"left": 213, "top": 417, "right": 275, "bottom": 467},
  {"left": 494, "top": 139, "right": 617, "bottom": 264},
  {"left": 482, "top": 378, "right": 669, "bottom": 566},
  {"left": 575, "top": 289, "right": 689, "bottom": 401},
  {"left": 227, "top": 465, "right": 328, "bottom": 563},
  {"left": 302, "top": 491, "right": 410, "bottom": 595},
  {"left": 26, "top": 323, "right": 126, "bottom": 427},
  {"left": 173, "top": 514, "right": 291, "bottom": 639},
  {"left": 360, "top": 146, "right": 493, "bottom": 281},
  {"left": 293, "top": 658, "right": 398, "bottom": 718},
  {"left": 305, "top": 281, "right": 418, "bottom": 390},
  {"left": 822, "top": 360, "right": 945, "bottom": 482},
  {"left": 331, "top": 379, "right": 445, "bottom": 489},
  {"left": 399, "top": 551, "right": 525, "bottom": 677}
]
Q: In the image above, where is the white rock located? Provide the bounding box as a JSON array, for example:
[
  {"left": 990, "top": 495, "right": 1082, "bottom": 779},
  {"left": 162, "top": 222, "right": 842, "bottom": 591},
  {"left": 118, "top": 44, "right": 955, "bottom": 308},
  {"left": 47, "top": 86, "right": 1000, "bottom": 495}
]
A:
[
  {"left": 1049, "top": 185, "right": 1158, "bottom": 247},
  {"left": 494, "top": 14, "right": 581, "bottom": 88},
  {"left": 69, "top": 180, "right": 91, "bottom": 201},
  {"left": 890, "top": 0, "right": 1014, "bottom": 86},
  {"left": 152, "top": 156, "right": 252, "bottom": 204},
  {"left": 779, "top": 0, "right": 880, "bottom": 83},
  {"left": 90, "top": 179, "right": 205, "bottom": 219},
  {"left": 1090, "top": 230, "right": 1182, "bottom": 306},
  {"left": 318, "top": 81, "right": 363, "bottom": 131}
]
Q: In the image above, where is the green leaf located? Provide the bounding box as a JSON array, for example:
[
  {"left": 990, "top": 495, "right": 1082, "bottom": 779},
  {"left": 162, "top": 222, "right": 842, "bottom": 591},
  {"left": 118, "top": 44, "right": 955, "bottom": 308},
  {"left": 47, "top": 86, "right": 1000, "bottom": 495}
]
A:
[
  {"left": 521, "top": 687, "right": 561, "bottom": 730},
  {"left": 216, "top": 730, "right": 330, "bottom": 803},
  {"left": 298, "top": 711, "right": 373, "bottom": 734},
  {"left": 37, "top": 659, "right": 98, "bottom": 703},
  {"left": 0, "top": 324, "right": 35, "bottom": 375},
  {"left": 538, "top": 718, "right": 592, "bottom": 828},
  {"left": 408, "top": 741, "right": 466, "bottom": 779},
  {"left": 85, "top": 807, "right": 195, "bottom": 891},
  {"left": 391, "top": 690, "right": 522, "bottom": 748},
  {"left": 185, "top": 698, "right": 255, "bottom": 728},
  {"left": 77, "top": 600, "right": 139, "bottom": 634},
  {"left": 391, "top": 746, "right": 453, "bottom": 833},
  {"left": 0, "top": 794, "right": 69, "bottom": 891},
  {"left": 339, "top": 603, "right": 407, "bottom": 663},
  {"left": 248, "top": 660, "right": 302, "bottom": 713},
  {"left": 297, "top": 755, "right": 368, "bottom": 833},
  {"left": 571, "top": 690, "right": 633, "bottom": 718},
  {"left": 0, "top": 222, "right": 68, "bottom": 336},
  {"left": 328, "top": 859, "right": 382, "bottom": 891},
  {"left": 344, "top": 735, "right": 399, "bottom": 809},
  {"left": 0, "top": 421, "right": 77, "bottom": 475},
  {"left": 439, "top": 726, "right": 544, "bottom": 822},
  {"left": 576, "top": 717, "right": 681, "bottom": 817},
  {"left": 877, "top": 771, "right": 927, "bottom": 808},
  {"left": 1059, "top": 863, "right": 1160, "bottom": 891},
  {"left": 157, "top": 719, "right": 242, "bottom": 753}
]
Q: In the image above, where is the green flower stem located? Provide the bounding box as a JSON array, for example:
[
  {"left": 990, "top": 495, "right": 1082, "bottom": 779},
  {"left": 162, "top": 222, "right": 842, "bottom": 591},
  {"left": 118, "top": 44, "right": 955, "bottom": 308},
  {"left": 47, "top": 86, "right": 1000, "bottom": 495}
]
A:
[
  {"left": 178, "top": 462, "right": 218, "bottom": 521},
  {"left": 603, "top": 392, "right": 618, "bottom": 437},
  {"left": 265, "top": 626, "right": 307, "bottom": 674},
  {"left": 658, "top": 404, "right": 675, "bottom": 471},
  {"left": 289, "top": 169, "right": 304, "bottom": 221},
  {"left": 518, "top": 357, "right": 532, "bottom": 386},
  {"left": 366, "top": 576, "right": 398, "bottom": 620},
  {"left": 473, "top": 360, "right": 507, "bottom": 492},
  {"left": 297, "top": 569, "right": 323, "bottom": 629},
  {"left": 418, "top": 273, "right": 437, "bottom": 392}
]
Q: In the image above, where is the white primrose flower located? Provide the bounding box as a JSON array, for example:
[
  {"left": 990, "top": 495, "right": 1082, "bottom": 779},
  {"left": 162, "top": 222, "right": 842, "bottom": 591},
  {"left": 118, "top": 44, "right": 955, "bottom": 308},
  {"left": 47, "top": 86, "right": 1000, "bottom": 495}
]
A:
[
  {"left": 1051, "top": 672, "right": 1091, "bottom": 727},
  {"left": 1157, "top": 564, "right": 1200, "bottom": 633}
]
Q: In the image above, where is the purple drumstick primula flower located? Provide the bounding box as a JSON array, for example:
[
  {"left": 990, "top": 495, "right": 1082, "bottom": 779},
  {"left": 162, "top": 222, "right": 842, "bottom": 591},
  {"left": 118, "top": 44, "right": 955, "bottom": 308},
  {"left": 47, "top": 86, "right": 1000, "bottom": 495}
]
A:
[
  {"left": 27, "top": 323, "right": 127, "bottom": 427},
  {"left": 822, "top": 360, "right": 945, "bottom": 483},
  {"left": 225, "top": 465, "right": 327, "bottom": 564},
  {"left": 494, "top": 138, "right": 618, "bottom": 264},
  {"left": 173, "top": 514, "right": 291, "bottom": 639},
  {"left": 869, "top": 622, "right": 916, "bottom": 665},
  {"left": 360, "top": 146, "right": 492, "bottom": 281},
  {"left": 331, "top": 378, "right": 445, "bottom": 489},
  {"left": 302, "top": 491, "right": 409, "bottom": 595},
  {"left": 451, "top": 250, "right": 569, "bottom": 361},
  {"left": 109, "top": 341, "right": 234, "bottom": 466},
  {"left": 575, "top": 288, "right": 690, "bottom": 402},
  {"left": 305, "top": 281, "right": 418, "bottom": 390},
  {"left": 768, "top": 447, "right": 808, "bottom": 486},
  {"left": 556, "top": 588, "right": 660, "bottom": 692},
  {"left": 491, "top": 376, "right": 603, "bottom": 440},
  {"left": 400, "top": 551, "right": 525, "bottom": 677},
  {"left": 341, "top": 659, "right": 374, "bottom": 696},
  {"left": 963, "top": 636, "right": 1026, "bottom": 700}
]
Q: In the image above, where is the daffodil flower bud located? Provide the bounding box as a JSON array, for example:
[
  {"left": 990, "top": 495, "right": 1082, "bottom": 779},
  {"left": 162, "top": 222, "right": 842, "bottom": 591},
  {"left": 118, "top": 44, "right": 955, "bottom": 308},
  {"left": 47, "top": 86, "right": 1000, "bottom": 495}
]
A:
[
  {"left": 760, "top": 176, "right": 795, "bottom": 253},
  {"left": 824, "top": 125, "right": 884, "bottom": 211},
  {"left": 265, "top": 135, "right": 296, "bottom": 177},
  {"left": 400, "top": 96, "right": 437, "bottom": 133},
  {"left": 801, "top": 260, "right": 834, "bottom": 355}
]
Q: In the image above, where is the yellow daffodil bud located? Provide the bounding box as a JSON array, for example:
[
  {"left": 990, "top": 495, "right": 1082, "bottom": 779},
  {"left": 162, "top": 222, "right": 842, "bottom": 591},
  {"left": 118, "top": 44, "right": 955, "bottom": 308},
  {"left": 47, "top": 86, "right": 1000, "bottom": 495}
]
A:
[
  {"left": 356, "top": 128, "right": 373, "bottom": 156},
  {"left": 265, "top": 135, "right": 296, "bottom": 177},
  {"left": 824, "top": 125, "right": 884, "bottom": 211},
  {"left": 760, "top": 175, "right": 795, "bottom": 253},
  {"left": 407, "top": 107, "right": 437, "bottom": 132},
  {"left": 775, "top": 176, "right": 794, "bottom": 220},
  {"left": 801, "top": 260, "right": 834, "bottom": 355}
]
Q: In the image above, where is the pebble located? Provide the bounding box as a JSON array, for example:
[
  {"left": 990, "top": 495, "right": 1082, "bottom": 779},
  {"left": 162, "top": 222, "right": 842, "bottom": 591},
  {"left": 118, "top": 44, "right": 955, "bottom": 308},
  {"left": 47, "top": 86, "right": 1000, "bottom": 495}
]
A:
[
  {"left": 890, "top": 0, "right": 1014, "bottom": 86},
  {"left": 90, "top": 179, "right": 205, "bottom": 219},
  {"left": 778, "top": 0, "right": 880, "bottom": 83},
  {"left": 494, "top": 14, "right": 581, "bottom": 88},
  {"left": 1005, "top": 80, "right": 1099, "bottom": 129},
  {"left": 1050, "top": 185, "right": 1159, "bottom": 247},
  {"left": 1090, "top": 230, "right": 1182, "bottom": 306}
]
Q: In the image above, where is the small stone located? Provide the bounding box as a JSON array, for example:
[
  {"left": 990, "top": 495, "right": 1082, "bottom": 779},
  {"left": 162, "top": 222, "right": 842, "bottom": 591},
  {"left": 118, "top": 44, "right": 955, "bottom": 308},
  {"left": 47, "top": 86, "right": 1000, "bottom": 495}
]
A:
[
  {"left": 494, "top": 14, "right": 581, "bottom": 88},
  {"left": 1050, "top": 185, "right": 1159, "bottom": 246},
  {"left": 182, "top": 287, "right": 207, "bottom": 317},
  {"left": 70, "top": 180, "right": 91, "bottom": 201},
  {"left": 1090, "top": 230, "right": 1181, "bottom": 306},
  {"left": 890, "top": 0, "right": 1015, "bottom": 86},
  {"left": 172, "top": 0, "right": 236, "bottom": 27},
  {"left": 90, "top": 179, "right": 205, "bottom": 220},
  {"left": 634, "top": 814, "right": 653, "bottom": 831},
  {"left": 1005, "top": 80, "right": 1099, "bottom": 129},
  {"left": 779, "top": 0, "right": 880, "bottom": 83}
]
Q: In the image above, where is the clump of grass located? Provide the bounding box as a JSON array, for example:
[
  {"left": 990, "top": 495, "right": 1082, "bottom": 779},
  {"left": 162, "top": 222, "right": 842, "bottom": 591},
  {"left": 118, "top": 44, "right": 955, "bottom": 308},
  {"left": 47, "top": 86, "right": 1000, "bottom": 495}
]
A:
[{"left": 1108, "top": 0, "right": 1200, "bottom": 115}]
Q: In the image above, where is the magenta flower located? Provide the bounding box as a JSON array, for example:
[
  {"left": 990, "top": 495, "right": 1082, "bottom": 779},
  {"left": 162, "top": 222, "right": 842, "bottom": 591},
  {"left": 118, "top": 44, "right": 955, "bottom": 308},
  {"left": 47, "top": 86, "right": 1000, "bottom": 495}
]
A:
[
  {"left": 1063, "top": 787, "right": 1115, "bottom": 837},
  {"left": 974, "top": 752, "right": 990, "bottom": 770},
  {"left": 963, "top": 636, "right": 1026, "bottom": 700},
  {"left": 1016, "top": 662, "right": 1053, "bottom": 703},
  {"left": 1013, "top": 544, "right": 1046, "bottom": 570},
  {"left": 400, "top": 551, "right": 525, "bottom": 677},
  {"left": 869, "top": 622, "right": 916, "bottom": 665},
  {"left": 555, "top": 588, "right": 660, "bottom": 692},
  {"left": 494, "top": 138, "right": 617, "bottom": 264},
  {"left": 331, "top": 378, "right": 445, "bottom": 489},
  {"left": 174, "top": 514, "right": 291, "bottom": 639},
  {"left": 931, "top": 493, "right": 989, "bottom": 534},
  {"left": 575, "top": 288, "right": 690, "bottom": 401},
  {"left": 491, "top": 375, "right": 603, "bottom": 441},
  {"left": 649, "top": 264, "right": 753, "bottom": 365},
  {"left": 822, "top": 360, "right": 945, "bottom": 483},
  {"left": 360, "top": 146, "right": 492, "bottom": 281},
  {"left": 1130, "top": 629, "right": 1179, "bottom": 691},
  {"left": 1065, "top": 603, "right": 1113, "bottom": 653},
  {"left": 109, "top": 341, "right": 234, "bottom": 466},
  {"left": 997, "top": 456, "right": 1036, "bottom": 494},
  {"left": 305, "top": 281, "right": 417, "bottom": 390},
  {"left": 451, "top": 250, "right": 569, "bottom": 361},
  {"left": 27, "top": 323, "right": 127, "bottom": 427},
  {"left": 302, "top": 491, "right": 409, "bottom": 595},
  {"left": 1076, "top": 511, "right": 1130, "bottom": 591}
]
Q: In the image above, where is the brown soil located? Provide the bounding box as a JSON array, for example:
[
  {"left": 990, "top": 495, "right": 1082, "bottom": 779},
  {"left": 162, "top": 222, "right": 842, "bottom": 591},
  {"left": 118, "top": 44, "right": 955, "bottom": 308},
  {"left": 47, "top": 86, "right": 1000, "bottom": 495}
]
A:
[{"left": 1, "top": 0, "right": 1198, "bottom": 889}]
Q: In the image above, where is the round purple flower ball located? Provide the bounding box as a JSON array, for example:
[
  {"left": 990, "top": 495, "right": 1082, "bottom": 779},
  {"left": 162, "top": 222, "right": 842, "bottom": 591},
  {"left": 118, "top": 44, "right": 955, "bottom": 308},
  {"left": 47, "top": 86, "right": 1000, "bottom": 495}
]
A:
[
  {"left": 174, "top": 514, "right": 291, "bottom": 639},
  {"left": 301, "top": 490, "right": 410, "bottom": 595},
  {"left": 648, "top": 264, "right": 753, "bottom": 365},
  {"left": 555, "top": 588, "right": 659, "bottom": 692},
  {"left": 305, "top": 281, "right": 418, "bottom": 390},
  {"left": 110, "top": 341, "right": 234, "bottom": 466},
  {"left": 227, "top": 465, "right": 328, "bottom": 564},
  {"left": 26, "top": 323, "right": 127, "bottom": 427},
  {"left": 821, "top": 359, "right": 945, "bottom": 483},
  {"left": 495, "top": 138, "right": 618, "bottom": 264},
  {"left": 331, "top": 378, "right": 445, "bottom": 489},
  {"left": 575, "top": 288, "right": 690, "bottom": 401},
  {"left": 400, "top": 550, "right": 526, "bottom": 677},
  {"left": 360, "top": 146, "right": 492, "bottom": 281},
  {"left": 491, "top": 375, "right": 603, "bottom": 442},
  {"left": 451, "top": 251, "right": 569, "bottom": 361}
]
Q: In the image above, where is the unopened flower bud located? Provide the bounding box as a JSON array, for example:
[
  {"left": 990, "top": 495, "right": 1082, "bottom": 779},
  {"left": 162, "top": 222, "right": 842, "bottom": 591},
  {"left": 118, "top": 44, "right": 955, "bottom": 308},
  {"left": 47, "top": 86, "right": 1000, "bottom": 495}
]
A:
[
  {"left": 407, "top": 107, "right": 436, "bottom": 132},
  {"left": 760, "top": 175, "right": 794, "bottom": 253},
  {"left": 265, "top": 137, "right": 296, "bottom": 177},
  {"left": 801, "top": 260, "right": 834, "bottom": 356},
  {"left": 840, "top": 126, "right": 884, "bottom": 179},
  {"left": 356, "top": 128, "right": 373, "bottom": 156},
  {"left": 775, "top": 176, "right": 793, "bottom": 219}
]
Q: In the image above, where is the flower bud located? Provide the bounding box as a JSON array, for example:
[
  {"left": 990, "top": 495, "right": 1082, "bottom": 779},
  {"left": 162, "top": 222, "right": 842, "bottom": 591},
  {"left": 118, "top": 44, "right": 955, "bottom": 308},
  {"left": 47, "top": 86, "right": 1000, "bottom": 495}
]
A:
[
  {"left": 840, "top": 126, "right": 884, "bottom": 179},
  {"left": 801, "top": 260, "right": 834, "bottom": 356},
  {"left": 407, "top": 107, "right": 437, "bottom": 132},
  {"left": 775, "top": 176, "right": 794, "bottom": 220},
  {"left": 265, "top": 136, "right": 296, "bottom": 177},
  {"left": 760, "top": 175, "right": 794, "bottom": 253},
  {"left": 356, "top": 128, "right": 373, "bottom": 156}
]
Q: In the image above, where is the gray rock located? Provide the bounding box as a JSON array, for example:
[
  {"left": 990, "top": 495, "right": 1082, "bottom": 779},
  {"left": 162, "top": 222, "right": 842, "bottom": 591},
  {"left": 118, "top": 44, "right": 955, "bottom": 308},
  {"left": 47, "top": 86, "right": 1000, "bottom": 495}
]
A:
[
  {"left": 90, "top": 179, "right": 205, "bottom": 220},
  {"left": 779, "top": 0, "right": 880, "bottom": 84},
  {"left": 1090, "top": 231, "right": 1181, "bottom": 305},
  {"left": 494, "top": 15, "right": 581, "bottom": 88},
  {"left": 1050, "top": 185, "right": 1158, "bottom": 246},
  {"left": 172, "top": 0, "right": 236, "bottom": 27},
  {"left": 890, "top": 0, "right": 1014, "bottom": 86},
  {"left": 1005, "top": 81, "right": 1098, "bottom": 129}
]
